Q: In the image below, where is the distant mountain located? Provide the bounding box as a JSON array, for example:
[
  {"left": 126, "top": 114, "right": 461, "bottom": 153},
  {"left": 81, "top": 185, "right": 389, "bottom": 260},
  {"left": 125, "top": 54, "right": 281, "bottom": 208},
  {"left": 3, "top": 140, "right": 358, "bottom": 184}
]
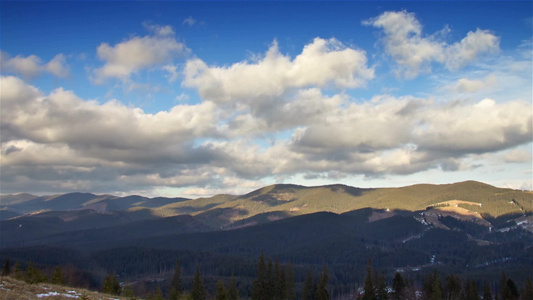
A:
[{"left": 1, "top": 181, "right": 532, "bottom": 299}]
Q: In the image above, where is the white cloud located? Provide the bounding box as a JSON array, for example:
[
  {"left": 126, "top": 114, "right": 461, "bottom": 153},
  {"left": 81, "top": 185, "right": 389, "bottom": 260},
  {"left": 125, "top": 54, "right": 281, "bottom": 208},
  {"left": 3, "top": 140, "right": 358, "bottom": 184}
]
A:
[
  {"left": 92, "top": 25, "right": 188, "bottom": 83},
  {"left": 0, "top": 51, "right": 69, "bottom": 79},
  {"left": 502, "top": 149, "right": 532, "bottom": 163},
  {"left": 143, "top": 22, "right": 175, "bottom": 36},
  {"left": 365, "top": 11, "right": 499, "bottom": 78},
  {"left": 183, "top": 16, "right": 197, "bottom": 26},
  {"left": 450, "top": 74, "right": 497, "bottom": 93},
  {"left": 183, "top": 38, "right": 374, "bottom": 103},
  {"left": 1, "top": 75, "right": 532, "bottom": 194}
]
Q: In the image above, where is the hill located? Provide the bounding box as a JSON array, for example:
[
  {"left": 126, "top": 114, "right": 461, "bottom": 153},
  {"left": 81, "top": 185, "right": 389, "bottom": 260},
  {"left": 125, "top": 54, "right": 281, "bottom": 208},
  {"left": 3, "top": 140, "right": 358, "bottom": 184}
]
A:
[{"left": 0, "top": 276, "right": 129, "bottom": 300}]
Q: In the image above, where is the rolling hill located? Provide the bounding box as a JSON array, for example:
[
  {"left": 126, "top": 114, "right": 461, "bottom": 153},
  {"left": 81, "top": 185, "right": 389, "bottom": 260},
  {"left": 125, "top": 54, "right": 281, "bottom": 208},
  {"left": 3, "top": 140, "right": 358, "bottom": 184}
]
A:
[{"left": 1, "top": 180, "right": 532, "bottom": 298}]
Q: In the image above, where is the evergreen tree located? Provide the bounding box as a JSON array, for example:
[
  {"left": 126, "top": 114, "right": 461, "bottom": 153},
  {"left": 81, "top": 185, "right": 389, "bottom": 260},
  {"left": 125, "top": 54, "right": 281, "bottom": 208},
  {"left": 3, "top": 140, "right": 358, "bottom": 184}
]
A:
[
  {"left": 102, "top": 273, "right": 121, "bottom": 296},
  {"left": 482, "top": 283, "right": 493, "bottom": 300},
  {"left": 286, "top": 262, "right": 295, "bottom": 300},
  {"left": 217, "top": 280, "right": 228, "bottom": 300},
  {"left": 12, "top": 262, "right": 23, "bottom": 280},
  {"left": 191, "top": 265, "right": 206, "bottom": 300},
  {"left": 252, "top": 251, "right": 268, "bottom": 300},
  {"left": 522, "top": 278, "right": 533, "bottom": 300},
  {"left": 315, "top": 265, "right": 329, "bottom": 300},
  {"left": 463, "top": 279, "right": 480, "bottom": 300},
  {"left": 228, "top": 275, "right": 239, "bottom": 300},
  {"left": 391, "top": 273, "right": 405, "bottom": 300},
  {"left": 444, "top": 274, "right": 461, "bottom": 300},
  {"left": 423, "top": 270, "right": 442, "bottom": 300},
  {"left": 123, "top": 285, "right": 137, "bottom": 300},
  {"left": 375, "top": 271, "right": 388, "bottom": 300},
  {"left": 302, "top": 268, "right": 314, "bottom": 300},
  {"left": 500, "top": 273, "right": 519, "bottom": 300},
  {"left": 150, "top": 287, "right": 164, "bottom": 300},
  {"left": 362, "top": 260, "right": 376, "bottom": 300},
  {"left": 51, "top": 265, "right": 65, "bottom": 285},
  {"left": 169, "top": 260, "right": 183, "bottom": 300},
  {"left": 267, "top": 259, "right": 275, "bottom": 300},
  {"left": 25, "top": 262, "right": 45, "bottom": 284},
  {"left": 2, "top": 258, "right": 11, "bottom": 276},
  {"left": 274, "top": 260, "right": 287, "bottom": 300}
]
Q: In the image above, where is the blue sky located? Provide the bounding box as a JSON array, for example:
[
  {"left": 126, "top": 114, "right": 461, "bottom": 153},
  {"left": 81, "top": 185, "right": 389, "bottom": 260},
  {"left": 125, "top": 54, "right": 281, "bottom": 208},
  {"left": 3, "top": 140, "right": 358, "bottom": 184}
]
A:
[{"left": 1, "top": 1, "right": 532, "bottom": 197}]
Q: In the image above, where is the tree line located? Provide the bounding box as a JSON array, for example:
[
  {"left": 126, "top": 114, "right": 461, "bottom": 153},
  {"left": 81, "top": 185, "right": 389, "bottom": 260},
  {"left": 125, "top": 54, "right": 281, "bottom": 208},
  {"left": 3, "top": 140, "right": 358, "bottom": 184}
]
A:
[{"left": 2, "top": 255, "right": 532, "bottom": 300}]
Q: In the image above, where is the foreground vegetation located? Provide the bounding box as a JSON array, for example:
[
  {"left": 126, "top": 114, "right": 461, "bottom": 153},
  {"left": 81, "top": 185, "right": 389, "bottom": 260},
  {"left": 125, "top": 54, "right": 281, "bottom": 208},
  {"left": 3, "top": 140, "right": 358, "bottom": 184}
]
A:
[{"left": 2, "top": 253, "right": 532, "bottom": 300}]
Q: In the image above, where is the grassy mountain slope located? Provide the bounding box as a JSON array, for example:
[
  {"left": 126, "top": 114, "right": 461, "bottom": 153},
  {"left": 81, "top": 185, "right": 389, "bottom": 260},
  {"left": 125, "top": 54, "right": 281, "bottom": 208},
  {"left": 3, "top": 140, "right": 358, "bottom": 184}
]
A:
[{"left": 149, "top": 181, "right": 532, "bottom": 228}]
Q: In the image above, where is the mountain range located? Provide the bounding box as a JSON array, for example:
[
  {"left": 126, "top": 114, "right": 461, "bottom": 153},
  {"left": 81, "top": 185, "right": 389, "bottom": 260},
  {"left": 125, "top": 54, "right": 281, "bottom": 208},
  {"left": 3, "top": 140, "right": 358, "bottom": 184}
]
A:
[{"left": 1, "top": 180, "right": 532, "bottom": 298}]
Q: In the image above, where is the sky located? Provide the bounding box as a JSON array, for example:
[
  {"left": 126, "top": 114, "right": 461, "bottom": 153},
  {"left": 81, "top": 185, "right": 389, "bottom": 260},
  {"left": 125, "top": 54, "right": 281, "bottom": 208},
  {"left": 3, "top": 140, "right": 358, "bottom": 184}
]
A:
[{"left": 1, "top": 1, "right": 532, "bottom": 198}]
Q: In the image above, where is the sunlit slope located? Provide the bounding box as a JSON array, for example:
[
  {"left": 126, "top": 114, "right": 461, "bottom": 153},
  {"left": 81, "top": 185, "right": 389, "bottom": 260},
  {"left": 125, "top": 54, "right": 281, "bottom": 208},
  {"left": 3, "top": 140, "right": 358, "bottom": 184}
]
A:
[{"left": 151, "top": 181, "right": 532, "bottom": 227}]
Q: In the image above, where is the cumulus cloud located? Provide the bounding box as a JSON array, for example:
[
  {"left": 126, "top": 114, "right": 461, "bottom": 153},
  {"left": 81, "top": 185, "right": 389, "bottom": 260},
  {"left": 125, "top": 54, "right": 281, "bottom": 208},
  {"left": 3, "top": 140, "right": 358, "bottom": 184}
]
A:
[
  {"left": 365, "top": 11, "right": 499, "bottom": 78},
  {"left": 0, "top": 51, "right": 69, "bottom": 79},
  {"left": 92, "top": 25, "right": 188, "bottom": 83},
  {"left": 183, "top": 38, "right": 374, "bottom": 103},
  {"left": 1, "top": 75, "right": 532, "bottom": 194},
  {"left": 449, "top": 74, "right": 497, "bottom": 93}
]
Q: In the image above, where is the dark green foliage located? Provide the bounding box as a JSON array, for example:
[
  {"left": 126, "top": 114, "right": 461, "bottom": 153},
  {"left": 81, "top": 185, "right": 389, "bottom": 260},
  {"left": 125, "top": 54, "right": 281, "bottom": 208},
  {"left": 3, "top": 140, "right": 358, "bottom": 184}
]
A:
[
  {"left": 375, "top": 271, "right": 388, "bottom": 300},
  {"left": 51, "top": 265, "right": 65, "bottom": 285},
  {"left": 149, "top": 287, "right": 164, "bottom": 300},
  {"left": 286, "top": 262, "right": 295, "bottom": 300},
  {"left": 362, "top": 260, "right": 376, "bottom": 300},
  {"left": 25, "top": 262, "right": 46, "bottom": 284},
  {"left": 423, "top": 270, "right": 442, "bottom": 300},
  {"left": 500, "top": 272, "right": 519, "bottom": 300},
  {"left": 522, "top": 278, "right": 532, "bottom": 300},
  {"left": 462, "top": 279, "right": 480, "bottom": 300},
  {"left": 12, "top": 262, "right": 23, "bottom": 280},
  {"left": 315, "top": 265, "right": 329, "bottom": 300},
  {"left": 217, "top": 280, "right": 228, "bottom": 300},
  {"left": 123, "top": 285, "right": 137, "bottom": 300},
  {"left": 2, "top": 258, "right": 10, "bottom": 276},
  {"left": 252, "top": 251, "right": 269, "bottom": 300},
  {"left": 482, "top": 283, "right": 493, "bottom": 300},
  {"left": 444, "top": 274, "right": 462, "bottom": 300},
  {"left": 169, "top": 260, "right": 182, "bottom": 300},
  {"left": 228, "top": 275, "right": 239, "bottom": 300},
  {"left": 191, "top": 265, "right": 206, "bottom": 300},
  {"left": 391, "top": 273, "right": 405, "bottom": 300},
  {"left": 102, "top": 273, "right": 121, "bottom": 296},
  {"left": 274, "top": 259, "right": 286, "bottom": 300},
  {"left": 302, "top": 268, "right": 314, "bottom": 300}
]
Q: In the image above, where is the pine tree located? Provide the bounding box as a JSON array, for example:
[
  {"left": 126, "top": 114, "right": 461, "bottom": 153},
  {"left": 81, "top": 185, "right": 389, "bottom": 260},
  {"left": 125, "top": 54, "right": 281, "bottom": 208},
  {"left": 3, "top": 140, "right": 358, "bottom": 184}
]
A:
[
  {"left": 302, "top": 268, "right": 314, "bottom": 300},
  {"left": 2, "top": 258, "right": 11, "bottom": 276},
  {"left": 274, "top": 259, "right": 287, "bottom": 300},
  {"left": 150, "top": 287, "right": 164, "bottom": 300},
  {"left": 483, "top": 283, "right": 493, "bottom": 300},
  {"left": 315, "top": 265, "right": 329, "bottom": 300},
  {"left": 191, "top": 265, "right": 206, "bottom": 300},
  {"left": 12, "top": 262, "right": 23, "bottom": 280},
  {"left": 267, "top": 259, "right": 275, "bottom": 300},
  {"left": 423, "top": 270, "right": 441, "bottom": 300},
  {"left": 252, "top": 251, "right": 268, "bottom": 300},
  {"left": 25, "top": 262, "right": 45, "bottom": 284},
  {"left": 103, "top": 273, "right": 121, "bottom": 296},
  {"left": 522, "top": 278, "right": 533, "bottom": 300},
  {"left": 286, "top": 262, "right": 295, "bottom": 300},
  {"left": 444, "top": 274, "right": 461, "bottom": 300},
  {"left": 228, "top": 275, "right": 239, "bottom": 300},
  {"left": 362, "top": 260, "right": 376, "bottom": 300},
  {"left": 51, "top": 265, "right": 65, "bottom": 285},
  {"left": 375, "top": 271, "right": 388, "bottom": 300},
  {"left": 391, "top": 273, "right": 405, "bottom": 300},
  {"left": 217, "top": 280, "right": 228, "bottom": 300},
  {"left": 169, "top": 260, "right": 183, "bottom": 300}
]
